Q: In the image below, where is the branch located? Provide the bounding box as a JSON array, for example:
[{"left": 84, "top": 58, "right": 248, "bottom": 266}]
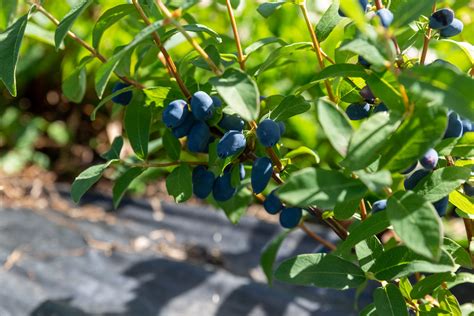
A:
[
  {"left": 299, "top": 223, "right": 337, "bottom": 250},
  {"left": 420, "top": 3, "right": 437, "bottom": 65},
  {"left": 225, "top": 0, "right": 246, "bottom": 70}
]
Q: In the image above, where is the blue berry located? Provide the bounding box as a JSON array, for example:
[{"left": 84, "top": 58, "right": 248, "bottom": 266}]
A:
[
  {"left": 111, "top": 82, "right": 133, "bottom": 105},
  {"left": 404, "top": 169, "right": 430, "bottom": 190},
  {"left": 464, "top": 183, "right": 474, "bottom": 197},
  {"left": 358, "top": 55, "right": 371, "bottom": 68},
  {"left": 163, "top": 99, "right": 189, "bottom": 128},
  {"left": 239, "top": 163, "right": 246, "bottom": 180},
  {"left": 213, "top": 170, "right": 236, "bottom": 201},
  {"left": 192, "top": 166, "right": 215, "bottom": 199},
  {"left": 346, "top": 103, "right": 371, "bottom": 120},
  {"left": 432, "top": 196, "right": 448, "bottom": 217},
  {"left": 188, "top": 121, "right": 211, "bottom": 153},
  {"left": 218, "top": 114, "right": 245, "bottom": 132},
  {"left": 461, "top": 119, "right": 472, "bottom": 134},
  {"left": 440, "top": 18, "right": 463, "bottom": 38},
  {"left": 429, "top": 9, "right": 455, "bottom": 30},
  {"left": 277, "top": 122, "right": 286, "bottom": 135},
  {"left": 401, "top": 162, "right": 417, "bottom": 174},
  {"left": 256, "top": 119, "right": 281, "bottom": 147},
  {"left": 339, "top": 0, "right": 368, "bottom": 17},
  {"left": 279, "top": 207, "right": 303, "bottom": 228},
  {"left": 211, "top": 96, "right": 222, "bottom": 108},
  {"left": 217, "top": 130, "right": 246, "bottom": 159},
  {"left": 372, "top": 199, "right": 387, "bottom": 213},
  {"left": 376, "top": 9, "right": 394, "bottom": 28},
  {"left": 191, "top": 91, "right": 214, "bottom": 120},
  {"left": 251, "top": 157, "right": 273, "bottom": 194},
  {"left": 373, "top": 103, "right": 389, "bottom": 113},
  {"left": 360, "top": 86, "right": 376, "bottom": 104},
  {"left": 263, "top": 189, "right": 284, "bottom": 215},
  {"left": 172, "top": 114, "right": 195, "bottom": 138},
  {"left": 419, "top": 148, "right": 438, "bottom": 170},
  {"left": 444, "top": 111, "right": 463, "bottom": 139}
]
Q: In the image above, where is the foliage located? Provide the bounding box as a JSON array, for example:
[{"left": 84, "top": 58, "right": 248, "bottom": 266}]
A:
[{"left": 1, "top": 0, "right": 474, "bottom": 313}]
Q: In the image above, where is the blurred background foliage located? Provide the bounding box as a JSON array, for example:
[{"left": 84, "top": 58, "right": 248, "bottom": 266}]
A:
[{"left": 0, "top": 0, "right": 473, "bottom": 191}]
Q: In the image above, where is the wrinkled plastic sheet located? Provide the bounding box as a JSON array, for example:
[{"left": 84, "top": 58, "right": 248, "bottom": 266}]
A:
[{"left": 0, "top": 190, "right": 472, "bottom": 315}]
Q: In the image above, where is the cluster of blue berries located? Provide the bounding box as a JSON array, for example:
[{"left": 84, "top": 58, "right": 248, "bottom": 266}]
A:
[
  {"left": 429, "top": 8, "right": 463, "bottom": 38},
  {"left": 345, "top": 84, "right": 388, "bottom": 120},
  {"left": 338, "top": 1, "right": 394, "bottom": 28},
  {"left": 444, "top": 111, "right": 473, "bottom": 138},
  {"left": 263, "top": 189, "right": 303, "bottom": 229}
]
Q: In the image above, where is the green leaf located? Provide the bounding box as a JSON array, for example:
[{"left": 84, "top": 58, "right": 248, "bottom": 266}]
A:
[
  {"left": 166, "top": 164, "right": 192, "bottom": 203},
  {"left": 437, "top": 289, "right": 462, "bottom": 316},
  {"left": 392, "top": 0, "right": 436, "bottom": 28},
  {"left": 450, "top": 191, "right": 474, "bottom": 217},
  {"left": 359, "top": 303, "right": 377, "bottom": 316},
  {"left": 370, "top": 246, "right": 455, "bottom": 281},
  {"left": 338, "top": 0, "right": 367, "bottom": 31},
  {"left": 257, "top": 1, "right": 288, "bottom": 18},
  {"left": 210, "top": 68, "right": 259, "bottom": 122},
  {"left": 342, "top": 113, "right": 400, "bottom": 171},
  {"left": 269, "top": 95, "right": 310, "bottom": 121},
  {"left": 91, "top": 85, "right": 135, "bottom": 120},
  {"left": 216, "top": 187, "right": 252, "bottom": 224},
  {"left": 334, "top": 198, "right": 359, "bottom": 220},
  {"left": 443, "top": 237, "right": 472, "bottom": 269},
  {"left": 398, "top": 277, "right": 413, "bottom": 300},
  {"left": 379, "top": 104, "right": 447, "bottom": 172},
  {"left": 244, "top": 37, "right": 286, "bottom": 57},
  {"left": 315, "top": 0, "right": 342, "bottom": 42},
  {"left": 0, "top": 10, "right": 30, "bottom": 97},
  {"left": 374, "top": 284, "right": 409, "bottom": 316},
  {"left": 95, "top": 20, "right": 163, "bottom": 98},
  {"left": 112, "top": 167, "right": 144, "bottom": 208},
  {"left": 387, "top": 191, "right": 442, "bottom": 260},
  {"left": 446, "top": 273, "right": 474, "bottom": 290},
  {"left": 411, "top": 273, "right": 456, "bottom": 299},
  {"left": 101, "top": 136, "right": 124, "bottom": 160},
  {"left": 399, "top": 65, "right": 474, "bottom": 121},
  {"left": 71, "top": 160, "right": 116, "bottom": 203},
  {"left": 356, "top": 170, "right": 393, "bottom": 193},
  {"left": 254, "top": 42, "right": 313, "bottom": 76},
  {"left": 413, "top": 166, "right": 471, "bottom": 202},
  {"left": 274, "top": 254, "right": 366, "bottom": 289},
  {"left": 0, "top": 0, "right": 17, "bottom": 29},
  {"left": 163, "top": 129, "right": 181, "bottom": 160},
  {"left": 451, "top": 132, "right": 474, "bottom": 157},
  {"left": 92, "top": 4, "right": 136, "bottom": 49},
  {"left": 355, "top": 236, "right": 384, "bottom": 272},
  {"left": 54, "top": 0, "right": 93, "bottom": 51},
  {"left": 143, "top": 86, "right": 179, "bottom": 107},
  {"left": 277, "top": 167, "right": 367, "bottom": 209},
  {"left": 162, "top": 24, "right": 222, "bottom": 44},
  {"left": 338, "top": 38, "right": 388, "bottom": 68},
  {"left": 260, "top": 230, "right": 289, "bottom": 285},
  {"left": 366, "top": 72, "right": 405, "bottom": 115},
  {"left": 317, "top": 98, "right": 353, "bottom": 156},
  {"left": 284, "top": 146, "right": 320, "bottom": 164},
  {"left": 336, "top": 212, "right": 390, "bottom": 254},
  {"left": 62, "top": 56, "right": 93, "bottom": 103},
  {"left": 124, "top": 98, "right": 151, "bottom": 160}
]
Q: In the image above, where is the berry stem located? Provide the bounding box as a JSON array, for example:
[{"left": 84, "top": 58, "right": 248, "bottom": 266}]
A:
[
  {"left": 374, "top": 0, "right": 383, "bottom": 10},
  {"left": 359, "top": 199, "right": 367, "bottom": 220},
  {"left": 155, "top": 0, "right": 223, "bottom": 76},
  {"left": 299, "top": 223, "right": 337, "bottom": 250},
  {"left": 420, "top": 3, "right": 437, "bottom": 65},
  {"left": 299, "top": 2, "right": 336, "bottom": 103},
  {"left": 31, "top": 2, "right": 144, "bottom": 90},
  {"left": 225, "top": 0, "right": 246, "bottom": 71},
  {"left": 131, "top": 0, "right": 192, "bottom": 100}
]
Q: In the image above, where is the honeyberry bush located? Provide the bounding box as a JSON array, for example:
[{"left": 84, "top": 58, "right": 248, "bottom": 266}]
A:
[{"left": 2, "top": 0, "right": 474, "bottom": 314}]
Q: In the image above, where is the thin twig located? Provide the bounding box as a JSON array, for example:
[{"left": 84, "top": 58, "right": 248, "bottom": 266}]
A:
[
  {"left": 299, "top": 223, "right": 337, "bottom": 250},
  {"left": 225, "top": 0, "right": 245, "bottom": 70},
  {"left": 155, "top": 0, "right": 223, "bottom": 76},
  {"left": 359, "top": 199, "right": 367, "bottom": 220},
  {"left": 299, "top": 2, "right": 336, "bottom": 102},
  {"left": 420, "top": 3, "right": 437, "bottom": 65},
  {"left": 374, "top": 0, "right": 383, "bottom": 10},
  {"left": 131, "top": 0, "right": 191, "bottom": 99}
]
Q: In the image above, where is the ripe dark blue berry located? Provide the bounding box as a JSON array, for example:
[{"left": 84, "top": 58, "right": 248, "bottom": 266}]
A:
[
  {"left": 218, "top": 114, "right": 245, "bottom": 132},
  {"left": 163, "top": 99, "right": 189, "bottom": 128},
  {"left": 277, "top": 121, "right": 286, "bottom": 135},
  {"left": 211, "top": 96, "right": 222, "bottom": 108},
  {"left": 338, "top": 0, "right": 368, "bottom": 17},
  {"left": 464, "top": 183, "right": 474, "bottom": 197},
  {"left": 429, "top": 9, "right": 454, "bottom": 30},
  {"left": 188, "top": 121, "right": 211, "bottom": 153},
  {"left": 461, "top": 119, "right": 473, "bottom": 134},
  {"left": 213, "top": 170, "right": 236, "bottom": 201},
  {"left": 172, "top": 114, "right": 195, "bottom": 138},
  {"left": 419, "top": 148, "right": 438, "bottom": 170},
  {"left": 360, "top": 86, "right": 376, "bottom": 104},
  {"left": 279, "top": 207, "right": 303, "bottom": 229},
  {"left": 404, "top": 169, "right": 430, "bottom": 190},
  {"left": 263, "top": 189, "right": 284, "bottom": 215},
  {"left": 372, "top": 199, "right": 387, "bottom": 213},
  {"left": 432, "top": 196, "right": 448, "bottom": 217},
  {"left": 256, "top": 119, "right": 281, "bottom": 147},
  {"left": 401, "top": 162, "right": 417, "bottom": 175},
  {"left": 217, "top": 130, "right": 246, "bottom": 158},
  {"left": 346, "top": 103, "right": 370, "bottom": 120},
  {"left": 191, "top": 91, "right": 214, "bottom": 120},
  {"left": 112, "top": 82, "right": 133, "bottom": 105},
  {"left": 440, "top": 18, "right": 463, "bottom": 38},
  {"left": 444, "top": 111, "right": 463, "bottom": 139},
  {"left": 358, "top": 55, "right": 371, "bottom": 68},
  {"left": 373, "top": 103, "right": 389, "bottom": 113},
  {"left": 251, "top": 157, "right": 273, "bottom": 194},
  {"left": 192, "top": 166, "right": 215, "bottom": 199},
  {"left": 376, "top": 9, "right": 394, "bottom": 28}
]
